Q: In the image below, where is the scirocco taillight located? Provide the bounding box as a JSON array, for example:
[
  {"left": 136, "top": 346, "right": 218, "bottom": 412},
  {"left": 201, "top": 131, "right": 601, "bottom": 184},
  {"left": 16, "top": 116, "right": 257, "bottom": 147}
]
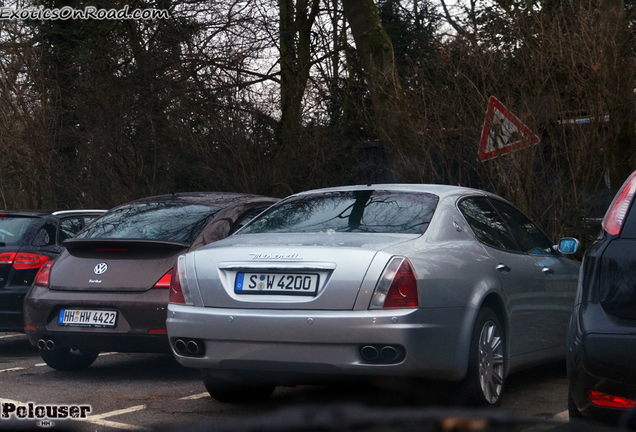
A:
[
  {"left": 370, "top": 257, "right": 419, "bottom": 309},
  {"left": 169, "top": 255, "right": 193, "bottom": 305},
  {"left": 33, "top": 261, "right": 54, "bottom": 288},
  {"left": 603, "top": 171, "right": 636, "bottom": 236},
  {"left": 153, "top": 270, "right": 172, "bottom": 289}
]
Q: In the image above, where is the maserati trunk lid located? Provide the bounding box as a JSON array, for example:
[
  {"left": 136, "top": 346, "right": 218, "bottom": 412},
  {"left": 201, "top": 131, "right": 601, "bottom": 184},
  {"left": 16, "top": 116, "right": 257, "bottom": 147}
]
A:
[{"left": 194, "top": 232, "right": 418, "bottom": 310}]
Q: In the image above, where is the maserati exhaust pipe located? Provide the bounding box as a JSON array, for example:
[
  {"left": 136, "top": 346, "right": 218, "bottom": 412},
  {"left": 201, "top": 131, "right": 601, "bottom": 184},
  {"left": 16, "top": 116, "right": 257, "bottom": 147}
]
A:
[{"left": 174, "top": 339, "right": 187, "bottom": 355}]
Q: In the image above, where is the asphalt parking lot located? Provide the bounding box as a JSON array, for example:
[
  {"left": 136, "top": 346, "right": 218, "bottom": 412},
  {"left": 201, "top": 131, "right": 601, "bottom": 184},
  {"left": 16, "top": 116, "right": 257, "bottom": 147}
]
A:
[{"left": 0, "top": 332, "right": 573, "bottom": 431}]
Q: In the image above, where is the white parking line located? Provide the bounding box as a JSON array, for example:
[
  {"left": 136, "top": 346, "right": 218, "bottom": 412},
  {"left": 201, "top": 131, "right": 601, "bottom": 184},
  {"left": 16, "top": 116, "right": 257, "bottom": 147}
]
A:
[
  {"left": 84, "top": 405, "right": 149, "bottom": 430},
  {"left": 0, "top": 334, "right": 25, "bottom": 339},
  {"left": 0, "top": 367, "right": 26, "bottom": 373},
  {"left": 179, "top": 392, "right": 209, "bottom": 400},
  {"left": 554, "top": 410, "right": 568, "bottom": 422},
  {"left": 35, "top": 363, "right": 47, "bottom": 367},
  {"left": 83, "top": 418, "right": 150, "bottom": 430}
]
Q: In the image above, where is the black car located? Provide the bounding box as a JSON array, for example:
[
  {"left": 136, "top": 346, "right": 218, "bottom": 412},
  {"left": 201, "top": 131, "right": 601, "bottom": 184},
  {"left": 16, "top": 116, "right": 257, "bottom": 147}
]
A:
[
  {"left": 567, "top": 171, "right": 636, "bottom": 424},
  {"left": 0, "top": 210, "right": 105, "bottom": 332}
]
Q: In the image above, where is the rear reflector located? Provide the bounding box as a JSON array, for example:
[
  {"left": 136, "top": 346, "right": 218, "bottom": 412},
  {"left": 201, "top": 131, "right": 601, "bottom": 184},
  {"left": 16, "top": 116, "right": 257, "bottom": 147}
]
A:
[
  {"left": 24, "top": 325, "right": 36, "bottom": 330},
  {"left": 13, "top": 253, "right": 50, "bottom": 270},
  {"left": 587, "top": 389, "right": 636, "bottom": 409},
  {"left": 603, "top": 171, "right": 636, "bottom": 236},
  {"left": 148, "top": 329, "right": 167, "bottom": 334},
  {"left": 33, "top": 261, "right": 54, "bottom": 288},
  {"left": 153, "top": 270, "right": 172, "bottom": 289}
]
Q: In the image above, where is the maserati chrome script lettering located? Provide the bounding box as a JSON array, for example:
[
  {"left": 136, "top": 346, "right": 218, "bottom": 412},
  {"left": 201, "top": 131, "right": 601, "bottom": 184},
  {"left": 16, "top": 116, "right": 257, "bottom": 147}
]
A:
[{"left": 249, "top": 253, "right": 302, "bottom": 260}]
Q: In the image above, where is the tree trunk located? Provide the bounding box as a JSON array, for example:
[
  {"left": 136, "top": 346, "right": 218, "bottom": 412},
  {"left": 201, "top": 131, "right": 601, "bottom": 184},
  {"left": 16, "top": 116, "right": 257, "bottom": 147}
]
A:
[
  {"left": 274, "top": 0, "right": 320, "bottom": 195},
  {"left": 341, "top": 0, "right": 406, "bottom": 181}
]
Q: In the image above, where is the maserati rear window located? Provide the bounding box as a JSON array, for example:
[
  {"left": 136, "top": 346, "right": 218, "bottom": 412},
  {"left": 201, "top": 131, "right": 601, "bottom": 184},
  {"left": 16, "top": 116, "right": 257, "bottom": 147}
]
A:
[
  {"left": 240, "top": 190, "right": 439, "bottom": 235},
  {"left": 0, "top": 217, "right": 41, "bottom": 246},
  {"left": 76, "top": 202, "right": 221, "bottom": 244}
]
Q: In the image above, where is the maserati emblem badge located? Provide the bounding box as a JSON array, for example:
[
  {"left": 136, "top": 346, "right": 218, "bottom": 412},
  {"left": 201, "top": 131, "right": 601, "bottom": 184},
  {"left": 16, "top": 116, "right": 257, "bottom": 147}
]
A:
[{"left": 93, "top": 263, "right": 108, "bottom": 275}]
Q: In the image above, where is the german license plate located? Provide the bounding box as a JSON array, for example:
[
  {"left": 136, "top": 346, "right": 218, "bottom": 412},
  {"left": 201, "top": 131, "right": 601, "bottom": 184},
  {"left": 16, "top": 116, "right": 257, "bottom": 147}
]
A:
[
  {"left": 235, "top": 273, "right": 319, "bottom": 295},
  {"left": 58, "top": 309, "right": 117, "bottom": 328}
]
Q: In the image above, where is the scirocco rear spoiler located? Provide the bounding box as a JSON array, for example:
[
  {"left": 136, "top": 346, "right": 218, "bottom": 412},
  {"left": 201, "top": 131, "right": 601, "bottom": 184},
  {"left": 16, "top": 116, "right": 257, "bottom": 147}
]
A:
[{"left": 62, "top": 238, "right": 189, "bottom": 251}]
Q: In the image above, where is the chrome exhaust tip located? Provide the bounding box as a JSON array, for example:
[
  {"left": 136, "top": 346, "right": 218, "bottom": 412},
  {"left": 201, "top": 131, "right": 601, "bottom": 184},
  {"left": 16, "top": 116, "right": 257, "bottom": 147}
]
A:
[
  {"left": 37, "top": 339, "right": 46, "bottom": 350},
  {"left": 186, "top": 340, "right": 200, "bottom": 355},
  {"left": 360, "top": 345, "right": 379, "bottom": 361},
  {"left": 381, "top": 346, "right": 399, "bottom": 361},
  {"left": 174, "top": 339, "right": 187, "bottom": 354},
  {"left": 45, "top": 340, "right": 55, "bottom": 350}
]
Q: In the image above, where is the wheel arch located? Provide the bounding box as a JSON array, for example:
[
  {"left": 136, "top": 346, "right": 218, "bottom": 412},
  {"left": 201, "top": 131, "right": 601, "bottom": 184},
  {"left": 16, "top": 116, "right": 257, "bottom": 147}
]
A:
[{"left": 476, "top": 292, "right": 510, "bottom": 377}]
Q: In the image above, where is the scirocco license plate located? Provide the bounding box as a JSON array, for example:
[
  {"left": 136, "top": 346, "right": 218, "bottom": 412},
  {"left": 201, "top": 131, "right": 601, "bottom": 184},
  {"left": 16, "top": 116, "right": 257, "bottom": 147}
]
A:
[
  {"left": 235, "top": 273, "right": 319, "bottom": 295},
  {"left": 58, "top": 309, "right": 117, "bottom": 328}
]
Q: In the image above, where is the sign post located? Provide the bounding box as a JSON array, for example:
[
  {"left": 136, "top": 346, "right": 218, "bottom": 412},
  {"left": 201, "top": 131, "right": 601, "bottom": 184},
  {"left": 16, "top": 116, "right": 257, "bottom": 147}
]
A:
[{"left": 479, "top": 96, "right": 540, "bottom": 162}]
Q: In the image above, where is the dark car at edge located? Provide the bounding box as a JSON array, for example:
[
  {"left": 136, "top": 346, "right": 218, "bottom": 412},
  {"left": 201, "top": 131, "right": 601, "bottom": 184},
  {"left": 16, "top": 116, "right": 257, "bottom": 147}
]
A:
[
  {"left": 0, "top": 209, "right": 105, "bottom": 332},
  {"left": 567, "top": 170, "right": 636, "bottom": 424}
]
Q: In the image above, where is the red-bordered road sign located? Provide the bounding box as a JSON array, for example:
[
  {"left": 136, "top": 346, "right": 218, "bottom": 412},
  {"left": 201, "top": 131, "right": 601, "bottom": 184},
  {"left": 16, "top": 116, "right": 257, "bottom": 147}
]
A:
[{"left": 479, "top": 96, "right": 540, "bottom": 162}]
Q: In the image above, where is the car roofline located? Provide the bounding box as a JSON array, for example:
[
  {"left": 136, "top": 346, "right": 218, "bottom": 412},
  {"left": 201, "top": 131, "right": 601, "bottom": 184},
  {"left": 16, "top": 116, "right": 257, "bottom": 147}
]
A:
[
  {"left": 287, "top": 183, "right": 496, "bottom": 200},
  {"left": 51, "top": 210, "right": 107, "bottom": 216}
]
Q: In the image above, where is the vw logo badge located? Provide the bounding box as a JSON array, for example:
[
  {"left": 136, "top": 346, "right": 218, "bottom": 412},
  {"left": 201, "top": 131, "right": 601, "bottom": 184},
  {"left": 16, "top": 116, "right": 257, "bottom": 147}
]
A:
[{"left": 93, "top": 263, "right": 108, "bottom": 275}]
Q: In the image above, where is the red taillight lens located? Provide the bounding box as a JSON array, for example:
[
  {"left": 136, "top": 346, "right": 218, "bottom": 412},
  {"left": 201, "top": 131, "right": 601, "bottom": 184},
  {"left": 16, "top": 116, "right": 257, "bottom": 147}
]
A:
[
  {"left": 587, "top": 389, "right": 636, "bottom": 409},
  {"left": 384, "top": 259, "right": 419, "bottom": 308},
  {"left": 603, "top": 171, "right": 636, "bottom": 236},
  {"left": 153, "top": 270, "right": 172, "bottom": 289},
  {"left": 169, "top": 264, "right": 185, "bottom": 304},
  {"left": 13, "top": 253, "right": 50, "bottom": 270},
  {"left": 33, "top": 261, "right": 53, "bottom": 288},
  {"left": 0, "top": 252, "right": 16, "bottom": 265}
]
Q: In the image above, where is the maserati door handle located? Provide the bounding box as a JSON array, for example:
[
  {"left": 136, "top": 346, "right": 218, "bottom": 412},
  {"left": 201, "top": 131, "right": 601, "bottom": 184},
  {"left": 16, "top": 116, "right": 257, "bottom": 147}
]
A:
[{"left": 496, "top": 264, "right": 511, "bottom": 274}]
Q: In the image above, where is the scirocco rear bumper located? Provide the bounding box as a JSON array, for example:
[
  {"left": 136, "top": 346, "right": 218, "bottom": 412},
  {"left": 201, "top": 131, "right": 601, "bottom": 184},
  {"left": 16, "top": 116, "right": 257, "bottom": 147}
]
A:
[
  {"left": 23, "top": 285, "right": 171, "bottom": 353},
  {"left": 166, "top": 304, "right": 476, "bottom": 382}
]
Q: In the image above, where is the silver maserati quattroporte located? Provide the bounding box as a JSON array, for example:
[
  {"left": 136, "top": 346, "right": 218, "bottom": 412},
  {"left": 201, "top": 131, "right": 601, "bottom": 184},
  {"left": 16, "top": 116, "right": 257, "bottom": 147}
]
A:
[{"left": 166, "top": 184, "right": 580, "bottom": 406}]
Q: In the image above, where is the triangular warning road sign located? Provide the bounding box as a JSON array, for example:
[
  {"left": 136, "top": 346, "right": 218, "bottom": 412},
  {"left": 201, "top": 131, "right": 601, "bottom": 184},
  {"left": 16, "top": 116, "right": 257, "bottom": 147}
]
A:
[{"left": 479, "top": 96, "right": 540, "bottom": 162}]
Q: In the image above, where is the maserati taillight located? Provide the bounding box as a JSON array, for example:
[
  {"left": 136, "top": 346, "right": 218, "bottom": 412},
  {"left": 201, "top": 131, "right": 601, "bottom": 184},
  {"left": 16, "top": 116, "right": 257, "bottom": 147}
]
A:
[
  {"left": 169, "top": 265, "right": 185, "bottom": 304},
  {"left": 169, "top": 255, "right": 192, "bottom": 305},
  {"left": 370, "top": 257, "right": 419, "bottom": 309}
]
